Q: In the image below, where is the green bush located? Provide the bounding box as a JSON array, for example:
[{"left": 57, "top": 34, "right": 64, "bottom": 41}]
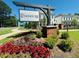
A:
[
  {"left": 43, "top": 36, "right": 57, "bottom": 49},
  {"left": 36, "top": 31, "right": 42, "bottom": 38},
  {"left": 61, "top": 32, "right": 69, "bottom": 39},
  {"left": 24, "top": 22, "right": 38, "bottom": 29},
  {"left": 25, "top": 33, "right": 36, "bottom": 40},
  {"left": 58, "top": 40, "right": 73, "bottom": 52},
  {"left": 31, "top": 42, "right": 43, "bottom": 46},
  {"left": 0, "top": 53, "right": 31, "bottom": 58},
  {"left": 57, "top": 30, "right": 59, "bottom": 35}
]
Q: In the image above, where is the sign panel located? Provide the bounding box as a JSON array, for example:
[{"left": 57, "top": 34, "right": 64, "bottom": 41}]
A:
[{"left": 20, "top": 10, "right": 39, "bottom": 21}]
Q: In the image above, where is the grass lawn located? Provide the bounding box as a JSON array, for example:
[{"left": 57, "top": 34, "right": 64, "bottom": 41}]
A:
[
  {"left": 0, "top": 28, "right": 12, "bottom": 35},
  {"left": 60, "top": 30, "right": 79, "bottom": 42},
  {"left": 0, "top": 38, "right": 13, "bottom": 45},
  {"left": 69, "top": 31, "right": 79, "bottom": 42},
  {"left": 52, "top": 30, "right": 79, "bottom": 57}
]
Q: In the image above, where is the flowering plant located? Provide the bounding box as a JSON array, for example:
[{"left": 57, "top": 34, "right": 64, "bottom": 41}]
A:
[
  {"left": 29, "top": 46, "right": 50, "bottom": 58},
  {"left": 0, "top": 42, "right": 50, "bottom": 58}
]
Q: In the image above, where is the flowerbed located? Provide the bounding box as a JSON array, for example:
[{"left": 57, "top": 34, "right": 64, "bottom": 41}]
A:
[{"left": 0, "top": 42, "right": 50, "bottom": 58}]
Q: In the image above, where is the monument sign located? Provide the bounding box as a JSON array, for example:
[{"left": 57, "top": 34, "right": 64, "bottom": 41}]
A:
[{"left": 20, "top": 10, "right": 39, "bottom": 21}]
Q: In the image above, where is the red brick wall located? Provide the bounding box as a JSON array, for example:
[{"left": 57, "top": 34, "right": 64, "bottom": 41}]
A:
[
  {"left": 47, "top": 28, "right": 57, "bottom": 37},
  {"left": 42, "top": 26, "right": 57, "bottom": 37}
]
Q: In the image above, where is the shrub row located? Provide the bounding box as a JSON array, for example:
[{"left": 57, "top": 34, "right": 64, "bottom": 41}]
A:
[{"left": 58, "top": 32, "right": 73, "bottom": 52}]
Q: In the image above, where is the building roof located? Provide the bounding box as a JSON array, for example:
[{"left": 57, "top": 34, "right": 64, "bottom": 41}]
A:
[{"left": 55, "top": 14, "right": 73, "bottom": 17}]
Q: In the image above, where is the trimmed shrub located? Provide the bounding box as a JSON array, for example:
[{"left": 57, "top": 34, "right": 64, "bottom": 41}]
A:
[
  {"left": 58, "top": 40, "right": 73, "bottom": 52},
  {"left": 31, "top": 42, "right": 43, "bottom": 46},
  {"left": 25, "top": 33, "right": 36, "bottom": 40},
  {"left": 61, "top": 32, "right": 69, "bottom": 39},
  {"left": 43, "top": 36, "right": 57, "bottom": 49},
  {"left": 36, "top": 31, "right": 42, "bottom": 38}
]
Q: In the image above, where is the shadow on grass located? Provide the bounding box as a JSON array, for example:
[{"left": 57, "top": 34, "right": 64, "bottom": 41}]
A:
[{"left": 8, "top": 31, "right": 37, "bottom": 38}]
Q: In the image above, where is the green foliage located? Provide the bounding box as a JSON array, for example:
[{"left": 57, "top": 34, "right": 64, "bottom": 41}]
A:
[
  {"left": 0, "top": 53, "right": 31, "bottom": 58},
  {"left": 36, "top": 31, "right": 42, "bottom": 38},
  {"left": 0, "top": 16, "right": 17, "bottom": 27},
  {"left": 31, "top": 42, "right": 43, "bottom": 46},
  {"left": 0, "top": 0, "right": 12, "bottom": 27},
  {"left": 71, "top": 18, "right": 78, "bottom": 29},
  {"left": 25, "top": 33, "right": 36, "bottom": 40},
  {"left": 61, "top": 32, "right": 69, "bottom": 39},
  {"left": 25, "top": 22, "right": 39, "bottom": 29},
  {"left": 0, "top": 0, "right": 11, "bottom": 14},
  {"left": 62, "top": 20, "right": 70, "bottom": 31},
  {"left": 0, "top": 0, "right": 17, "bottom": 27},
  {"left": 58, "top": 40, "right": 73, "bottom": 52},
  {"left": 4, "top": 16, "right": 17, "bottom": 27},
  {"left": 43, "top": 36, "right": 57, "bottom": 49}
]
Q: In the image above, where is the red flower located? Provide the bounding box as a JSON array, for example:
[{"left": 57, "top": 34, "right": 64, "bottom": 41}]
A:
[{"left": 0, "top": 41, "right": 51, "bottom": 58}]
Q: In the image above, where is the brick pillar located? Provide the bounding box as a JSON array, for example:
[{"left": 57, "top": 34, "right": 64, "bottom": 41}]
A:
[{"left": 42, "top": 26, "right": 58, "bottom": 37}]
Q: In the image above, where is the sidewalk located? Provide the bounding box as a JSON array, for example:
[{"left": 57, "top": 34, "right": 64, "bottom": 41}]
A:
[
  {"left": 0, "top": 28, "right": 28, "bottom": 40},
  {"left": 59, "top": 29, "right": 79, "bottom": 32}
]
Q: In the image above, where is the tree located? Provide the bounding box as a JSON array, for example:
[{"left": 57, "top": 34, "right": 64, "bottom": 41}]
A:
[
  {"left": 4, "top": 16, "right": 17, "bottom": 27},
  {"left": 63, "top": 20, "right": 70, "bottom": 32},
  {"left": 71, "top": 18, "right": 77, "bottom": 29},
  {"left": 0, "top": 0, "right": 11, "bottom": 27},
  {"left": 0, "top": 0, "right": 11, "bottom": 14}
]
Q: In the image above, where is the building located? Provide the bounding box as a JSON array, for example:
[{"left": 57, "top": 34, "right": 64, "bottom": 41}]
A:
[{"left": 52, "top": 14, "right": 79, "bottom": 29}]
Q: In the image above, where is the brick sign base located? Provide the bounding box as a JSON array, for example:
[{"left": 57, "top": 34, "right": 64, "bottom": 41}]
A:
[{"left": 42, "top": 26, "right": 58, "bottom": 37}]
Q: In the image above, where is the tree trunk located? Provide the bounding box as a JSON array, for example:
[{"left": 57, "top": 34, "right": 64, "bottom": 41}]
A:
[{"left": 67, "top": 25, "right": 68, "bottom": 32}]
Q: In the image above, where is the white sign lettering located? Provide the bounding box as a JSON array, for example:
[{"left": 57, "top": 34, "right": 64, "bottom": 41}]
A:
[{"left": 20, "top": 10, "right": 39, "bottom": 21}]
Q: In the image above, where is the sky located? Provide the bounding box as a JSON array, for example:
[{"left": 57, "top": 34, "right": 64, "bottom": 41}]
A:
[{"left": 3, "top": 0, "right": 79, "bottom": 18}]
